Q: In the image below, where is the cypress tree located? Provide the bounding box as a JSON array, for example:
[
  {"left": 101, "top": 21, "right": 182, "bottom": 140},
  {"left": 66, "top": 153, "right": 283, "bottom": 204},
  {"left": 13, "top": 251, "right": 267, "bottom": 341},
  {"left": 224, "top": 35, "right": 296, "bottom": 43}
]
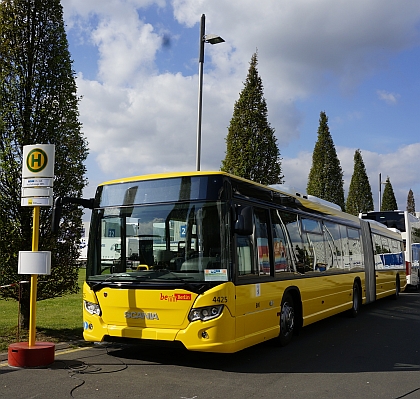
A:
[
  {"left": 0, "top": 0, "right": 88, "bottom": 328},
  {"left": 307, "top": 111, "right": 345, "bottom": 210},
  {"left": 221, "top": 52, "right": 283, "bottom": 185},
  {"left": 345, "top": 149, "right": 374, "bottom": 216},
  {"left": 407, "top": 189, "right": 415, "bottom": 215},
  {"left": 381, "top": 177, "right": 398, "bottom": 211}
]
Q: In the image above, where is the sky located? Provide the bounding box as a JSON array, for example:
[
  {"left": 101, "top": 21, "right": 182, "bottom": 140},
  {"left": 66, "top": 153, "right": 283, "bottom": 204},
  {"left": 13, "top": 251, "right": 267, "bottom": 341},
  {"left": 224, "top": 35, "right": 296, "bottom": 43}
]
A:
[{"left": 62, "top": 0, "right": 420, "bottom": 212}]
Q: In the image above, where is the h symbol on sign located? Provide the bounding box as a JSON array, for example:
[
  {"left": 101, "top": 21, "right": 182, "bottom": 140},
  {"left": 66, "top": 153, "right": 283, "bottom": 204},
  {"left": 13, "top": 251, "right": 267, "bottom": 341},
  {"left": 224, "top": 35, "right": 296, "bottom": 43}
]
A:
[{"left": 30, "top": 153, "right": 42, "bottom": 167}]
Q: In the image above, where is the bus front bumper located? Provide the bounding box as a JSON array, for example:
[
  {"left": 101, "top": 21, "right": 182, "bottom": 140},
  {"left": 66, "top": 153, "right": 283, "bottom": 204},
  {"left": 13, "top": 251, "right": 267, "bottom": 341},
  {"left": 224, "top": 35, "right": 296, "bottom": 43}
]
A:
[{"left": 83, "top": 310, "right": 238, "bottom": 353}]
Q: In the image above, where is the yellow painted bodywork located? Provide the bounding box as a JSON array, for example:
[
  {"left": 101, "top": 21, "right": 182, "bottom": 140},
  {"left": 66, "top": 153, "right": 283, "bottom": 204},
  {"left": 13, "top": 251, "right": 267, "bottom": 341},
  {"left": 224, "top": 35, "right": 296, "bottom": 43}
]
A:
[
  {"left": 83, "top": 282, "right": 239, "bottom": 352},
  {"left": 375, "top": 270, "right": 406, "bottom": 299},
  {"left": 83, "top": 269, "right": 405, "bottom": 353}
]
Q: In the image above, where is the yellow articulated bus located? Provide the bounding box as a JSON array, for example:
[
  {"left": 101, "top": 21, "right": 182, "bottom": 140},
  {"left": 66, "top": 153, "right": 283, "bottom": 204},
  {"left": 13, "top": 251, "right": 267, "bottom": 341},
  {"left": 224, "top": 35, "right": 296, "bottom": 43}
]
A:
[{"left": 53, "top": 171, "right": 405, "bottom": 353}]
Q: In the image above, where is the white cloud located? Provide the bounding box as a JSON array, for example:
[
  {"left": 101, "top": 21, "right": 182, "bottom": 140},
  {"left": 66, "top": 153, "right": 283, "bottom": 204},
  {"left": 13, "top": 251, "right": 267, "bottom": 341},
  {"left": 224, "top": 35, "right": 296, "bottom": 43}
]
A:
[
  {"left": 281, "top": 152, "right": 312, "bottom": 192},
  {"left": 92, "top": 20, "right": 159, "bottom": 85},
  {"left": 377, "top": 90, "right": 400, "bottom": 105}
]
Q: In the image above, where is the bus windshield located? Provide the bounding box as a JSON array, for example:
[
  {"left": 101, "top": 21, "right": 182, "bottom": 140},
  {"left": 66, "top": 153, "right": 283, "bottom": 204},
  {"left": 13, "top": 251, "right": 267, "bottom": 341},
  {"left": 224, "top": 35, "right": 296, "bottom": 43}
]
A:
[
  {"left": 361, "top": 211, "right": 406, "bottom": 232},
  {"left": 86, "top": 201, "right": 229, "bottom": 284}
]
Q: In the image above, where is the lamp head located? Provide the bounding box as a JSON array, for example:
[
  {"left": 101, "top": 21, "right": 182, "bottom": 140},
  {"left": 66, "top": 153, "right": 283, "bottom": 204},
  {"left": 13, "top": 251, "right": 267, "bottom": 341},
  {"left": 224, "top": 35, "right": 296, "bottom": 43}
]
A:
[{"left": 204, "top": 34, "right": 225, "bottom": 45}]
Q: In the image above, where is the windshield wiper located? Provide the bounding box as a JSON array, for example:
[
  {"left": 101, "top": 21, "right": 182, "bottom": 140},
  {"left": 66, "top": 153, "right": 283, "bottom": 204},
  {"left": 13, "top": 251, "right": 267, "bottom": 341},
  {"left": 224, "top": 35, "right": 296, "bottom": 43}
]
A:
[
  {"left": 132, "top": 269, "right": 192, "bottom": 282},
  {"left": 89, "top": 273, "right": 133, "bottom": 291},
  {"left": 90, "top": 275, "right": 118, "bottom": 291}
]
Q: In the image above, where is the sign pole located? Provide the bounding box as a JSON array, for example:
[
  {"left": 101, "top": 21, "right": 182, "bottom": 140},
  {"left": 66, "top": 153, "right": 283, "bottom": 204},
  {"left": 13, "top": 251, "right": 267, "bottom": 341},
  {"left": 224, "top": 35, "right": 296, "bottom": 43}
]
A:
[{"left": 28, "top": 206, "right": 40, "bottom": 347}]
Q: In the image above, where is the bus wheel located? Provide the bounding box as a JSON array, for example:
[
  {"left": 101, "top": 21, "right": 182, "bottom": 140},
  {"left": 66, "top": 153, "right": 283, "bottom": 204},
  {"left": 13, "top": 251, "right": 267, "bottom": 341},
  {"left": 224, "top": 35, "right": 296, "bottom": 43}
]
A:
[
  {"left": 279, "top": 293, "right": 295, "bottom": 346},
  {"left": 349, "top": 282, "right": 361, "bottom": 318},
  {"left": 393, "top": 277, "right": 400, "bottom": 300}
]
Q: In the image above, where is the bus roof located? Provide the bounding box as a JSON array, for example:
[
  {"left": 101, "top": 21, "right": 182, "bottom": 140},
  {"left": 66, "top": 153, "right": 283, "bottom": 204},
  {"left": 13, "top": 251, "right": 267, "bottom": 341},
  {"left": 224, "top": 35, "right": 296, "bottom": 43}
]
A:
[
  {"left": 98, "top": 170, "right": 227, "bottom": 186},
  {"left": 98, "top": 171, "right": 360, "bottom": 224}
]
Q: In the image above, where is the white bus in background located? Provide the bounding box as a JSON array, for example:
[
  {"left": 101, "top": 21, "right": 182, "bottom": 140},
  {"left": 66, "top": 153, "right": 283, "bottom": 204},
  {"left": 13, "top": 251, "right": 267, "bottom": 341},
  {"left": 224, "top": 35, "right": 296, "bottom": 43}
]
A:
[
  {"left": 360, "top": 211, "right": 420, "bottom": 289},
  {"left": 78, "top": 221, "right": 90, "bottom": 266}
]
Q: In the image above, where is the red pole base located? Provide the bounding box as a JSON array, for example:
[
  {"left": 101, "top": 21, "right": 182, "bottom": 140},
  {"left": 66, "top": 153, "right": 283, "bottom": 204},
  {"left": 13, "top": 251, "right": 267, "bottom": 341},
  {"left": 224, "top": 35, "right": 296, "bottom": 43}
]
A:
[{"left": 8, "top": 342, "right": 55, "bottom": 368}]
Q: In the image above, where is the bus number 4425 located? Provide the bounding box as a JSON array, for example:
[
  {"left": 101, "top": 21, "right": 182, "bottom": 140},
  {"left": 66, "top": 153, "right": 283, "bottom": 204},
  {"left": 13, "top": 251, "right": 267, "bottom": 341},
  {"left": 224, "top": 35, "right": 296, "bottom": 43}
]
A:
[{"left": 213, "top": 296, "right": 228, "bottom": 303}]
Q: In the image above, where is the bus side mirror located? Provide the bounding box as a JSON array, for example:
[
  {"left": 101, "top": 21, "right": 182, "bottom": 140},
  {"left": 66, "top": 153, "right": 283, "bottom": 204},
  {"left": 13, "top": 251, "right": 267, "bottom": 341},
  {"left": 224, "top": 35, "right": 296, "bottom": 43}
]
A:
[
  {"left": 234, "top": 206, "right": 253, "bottom": 236},
  {"left": 51, "top": 197, "right": 63, "bottom": 234},
  {"left": 52, "top": 196, "right": 95, "bottom": 234}
]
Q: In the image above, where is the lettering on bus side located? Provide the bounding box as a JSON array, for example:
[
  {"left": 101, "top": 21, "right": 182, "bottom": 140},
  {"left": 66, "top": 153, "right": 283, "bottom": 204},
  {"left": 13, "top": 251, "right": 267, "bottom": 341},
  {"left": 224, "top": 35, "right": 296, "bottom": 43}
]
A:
[{"left": 160, "top": 293, "right": 192, "bottom": 302}]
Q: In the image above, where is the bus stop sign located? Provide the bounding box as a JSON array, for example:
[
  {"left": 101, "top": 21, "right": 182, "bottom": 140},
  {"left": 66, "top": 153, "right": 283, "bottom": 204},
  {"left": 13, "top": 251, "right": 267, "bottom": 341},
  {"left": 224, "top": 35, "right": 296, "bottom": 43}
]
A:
[
  {"left": 21, "top": 144, "right": 55, "bottom": 207},
  {"left": 22, "top": 145, "right": 55, "bottom": 178}
]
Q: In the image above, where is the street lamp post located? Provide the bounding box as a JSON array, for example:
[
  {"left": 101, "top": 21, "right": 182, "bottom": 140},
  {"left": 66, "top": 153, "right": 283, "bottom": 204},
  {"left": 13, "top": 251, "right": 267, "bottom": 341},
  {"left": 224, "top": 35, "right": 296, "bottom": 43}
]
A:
[
  {"left": 196, "top": 14, "right": 224, "bottom": 171},
  {"left": 379, "top": 173, "right": 382, "bottom": 211},
  {"left": 378, "top": 173, "right": 387, "bottom": 210}
]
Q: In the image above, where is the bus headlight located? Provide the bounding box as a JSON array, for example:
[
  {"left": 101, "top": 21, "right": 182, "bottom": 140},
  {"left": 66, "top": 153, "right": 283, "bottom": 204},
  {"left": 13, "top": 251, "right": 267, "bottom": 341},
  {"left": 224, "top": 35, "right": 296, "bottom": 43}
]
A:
[
  {"left": 188, "top": 305, "right": 223, "bottom": 322},
  {"left": 84, "top": 300, "right": 102, "bottom": 316}
]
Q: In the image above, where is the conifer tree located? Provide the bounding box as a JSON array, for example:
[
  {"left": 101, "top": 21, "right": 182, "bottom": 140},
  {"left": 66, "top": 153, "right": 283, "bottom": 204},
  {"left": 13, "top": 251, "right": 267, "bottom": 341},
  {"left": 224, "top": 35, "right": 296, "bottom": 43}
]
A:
[
  {"left": 381, "top": 177, "right": 398, "bottom": 211},
  {"left": 307, "top": 111, "right": 345, "bottom": 210},
  {"left": 345, "top": 149, "right": 374, "bottom": 215},
  {"left": 407, "top": 189, "right": 415, "bottom": 215},
  {"left": 221, "top": 52, "right": 283, "bottom": 185},
  {"left": 0, "top": 0, "right": 88, "bottom": 328}
]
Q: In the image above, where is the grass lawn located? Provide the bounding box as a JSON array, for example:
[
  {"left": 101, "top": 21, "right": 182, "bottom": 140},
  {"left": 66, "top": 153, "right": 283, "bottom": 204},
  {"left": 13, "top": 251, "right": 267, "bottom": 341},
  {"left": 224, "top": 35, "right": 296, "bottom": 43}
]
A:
[{"left": 0, "top": 269, "right": 85, "bottom": 352}]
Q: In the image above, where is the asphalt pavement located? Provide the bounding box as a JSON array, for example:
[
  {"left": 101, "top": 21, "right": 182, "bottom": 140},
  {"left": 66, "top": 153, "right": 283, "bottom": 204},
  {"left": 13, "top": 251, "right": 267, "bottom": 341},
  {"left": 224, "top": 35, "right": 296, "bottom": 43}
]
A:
[{"left": 1, "top": 291, "right": 420, "bottom": 399}]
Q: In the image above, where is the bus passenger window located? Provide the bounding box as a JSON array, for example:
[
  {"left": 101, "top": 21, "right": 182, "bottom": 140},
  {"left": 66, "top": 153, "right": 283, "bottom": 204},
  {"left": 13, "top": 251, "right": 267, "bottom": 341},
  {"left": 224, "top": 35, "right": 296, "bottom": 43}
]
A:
[
  {"left": 254, "top": 208, "right": 270, "bottom": 275},
  {"left": 339, "top": 225, "right": 350, "bottom": 269},
  {"left": 373, "top": 233, "right": 382, "bottom": 268},
  {"left": 236, "top": 206, "right": 271, "bottom": 277},
  {"left": 271, "top": 209, "right": 293, "bottom": 273},
  {"left": 348, "top": 228, "right": 363, "bottom": 269},
  {"left": 381, "top": 235, "right": 391, "bottom": 253},
  {"left": 380, "top": 236, "right": 392, "bottom": 267},
  {"left": 280, "top": 212, "right": 305, "bottom": 273},
  {"left": 323, "top": 222, "right": 343, "bottom": 269},
  {"left": 237, "top": 236, "right": 254, "bottom": 275},
  {"left": 301, "top": 218, "right": 325, "bottom": 272},
  {"left": 391, "top": 239, "right": 404, "bottom": 268}
]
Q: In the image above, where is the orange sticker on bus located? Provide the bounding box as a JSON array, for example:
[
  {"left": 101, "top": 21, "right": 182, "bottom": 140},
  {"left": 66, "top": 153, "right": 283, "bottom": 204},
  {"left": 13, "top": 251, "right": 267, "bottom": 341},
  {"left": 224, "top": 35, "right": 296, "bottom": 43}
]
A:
[{"left": 160, "top": 293, "right": 192, "bottom": 301}]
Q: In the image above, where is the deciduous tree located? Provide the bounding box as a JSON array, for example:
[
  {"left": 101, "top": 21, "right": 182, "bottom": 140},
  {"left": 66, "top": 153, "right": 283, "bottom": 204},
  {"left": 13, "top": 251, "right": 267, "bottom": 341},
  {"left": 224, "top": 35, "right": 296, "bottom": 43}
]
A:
[{"left": 0, "top": 0, "right": 88, "bottom": 328}]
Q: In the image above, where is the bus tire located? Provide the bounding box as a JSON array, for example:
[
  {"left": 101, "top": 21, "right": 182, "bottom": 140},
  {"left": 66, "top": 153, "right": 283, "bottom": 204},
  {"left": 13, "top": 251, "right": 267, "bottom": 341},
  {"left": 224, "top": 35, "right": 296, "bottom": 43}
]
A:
[
  {"left": 278, "top": 293, "right": 295, "bottom": 346},
  {"left": 349, "top": 281, "right": 361, "bottom": 318},
  {"left": 393, "top": 276, "right": 400, "bottom": 300}
]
